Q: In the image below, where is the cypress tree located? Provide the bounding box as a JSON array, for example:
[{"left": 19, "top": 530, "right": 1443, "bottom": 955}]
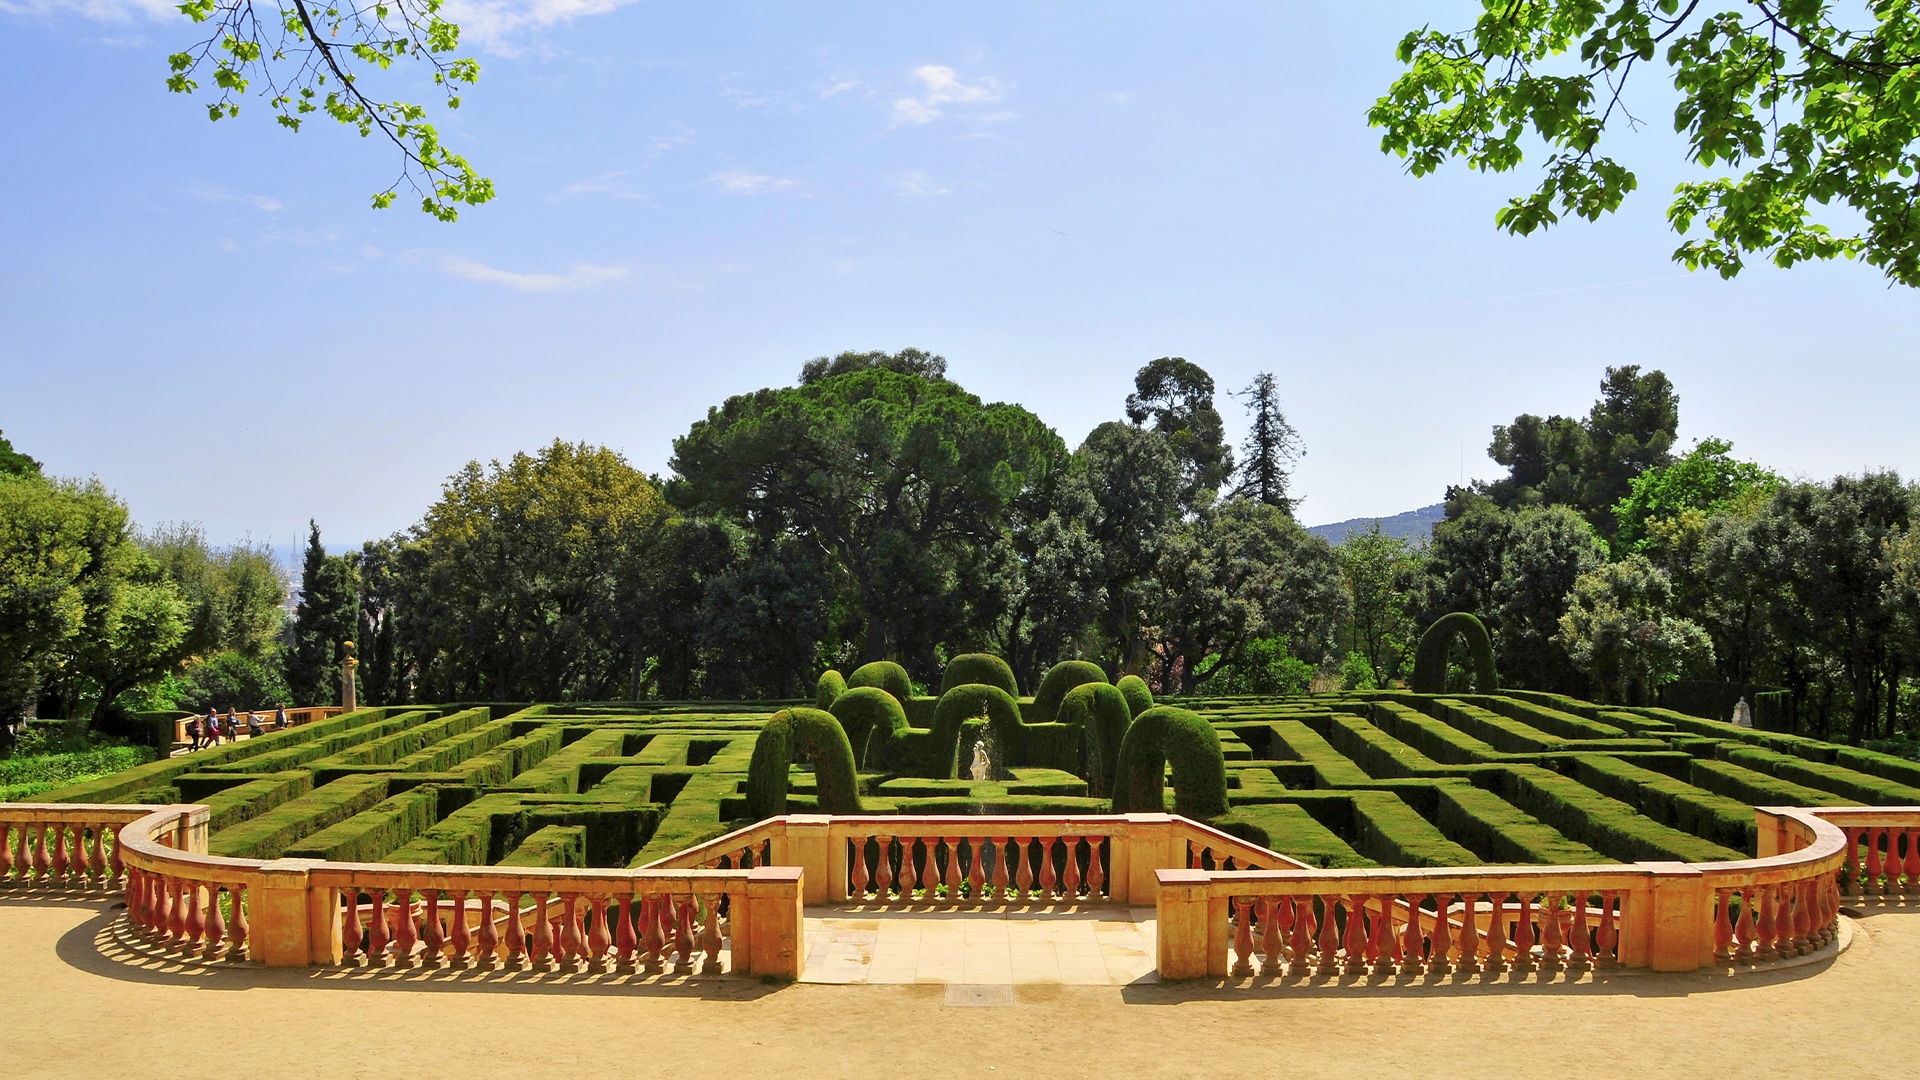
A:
[
  {"left": 286, "top": 521, "right": 360, "bottom": 706},
  {"left": 1230, "top": 372, "right": 1304, "bottom": 514}
]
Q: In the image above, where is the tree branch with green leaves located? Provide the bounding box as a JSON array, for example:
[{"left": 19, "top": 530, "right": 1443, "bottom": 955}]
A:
[
  {"left": 1372, "top": 1, "right": 1920, "bottom": 286},
  {"left": 165, "top": 0, "right": 493, "bottom": 220}
]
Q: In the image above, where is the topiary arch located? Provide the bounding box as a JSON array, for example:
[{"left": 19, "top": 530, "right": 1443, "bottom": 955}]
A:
[
  {"left": 846, "top": 660, "right": 913, "bottom": 704},
  {"left": 828, "top": 686, "right": 908, "bottom": 770},
  {"left": 1031, "top": 660, "right": 1108, "bottom": 723},
  {"left": 1409, "top": 612, "right": 1499, "bottom": 694},
  {"left": 1109, "top": 705, "right": 1228, "bottom": 818},
  {"left": 816, "top": 669, "right": 848, "bottom": 710},
  {"left": 1057, "top": 681, "right": 1132, "bottom": 798},
  {"left": 746, "top": 707, "right": 863, "bottom": 817},
  {"left": 939, "top": 653, "right": 1020, "bottom": 699}
]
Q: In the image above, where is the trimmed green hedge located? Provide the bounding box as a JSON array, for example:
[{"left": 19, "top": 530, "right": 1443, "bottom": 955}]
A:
[
  {"left": 846, "top": 661, "right": 912, "bottom": 704},
  {"left": 209, "top": 775, "right": 391, "bottom": 859},
  {"left": 1270, "top": 720, "right": 1377, "bottom": 786},
  {"left": 198, "top": 771, "right": 314, "bottom": 832},
  {"left": 1111, "top": 706, "right": 1228, "bottom": 817},
  {"left": 1368, "top": 701, "right": 1502, "bottom": 764},
  {"left": 1031, "top": 661, "right": 1107, "bottom": 724},
  {"left": 940, "top": 653, "right": 1020, "bottom": 699},
  {"left": 0, "top": 745, "right": 156, "bottom": 789},
  {"left": 1210, "top": 804, "right": 1373, "bottom": 869},
  {"left": 1409, "top": 612, "right": 1497, "bottom": 693},
  {"left": 816, "top": 669, "right": 847, "bottom": 710},
  {"left": 746, "top": 708, "right": 861, "bottom": 817},
  {"left": 1485, "top": 765, "right": 1742, "bottom": 863},
  {"left": 1349, "top": 790, "right": 1482, "bottom": 867},
  {"left": 1571, "top": 755, "right": 1756, "bottom": 854},
  {"left": 1116, "top": 674, "right": 1154, "bottom": 721},
  {"left": 1720, "top": 745, "right": 1920, "bottom": 806},
  {"left": 1430, "top": 780, "right": 1610, "bottom": 864},
  {"left": 500, "top": 824, "right": 587, "bottom": 868},
  {"left": 830, "top": 687, "right": 909, "bottom": 770},
  {"left": 286, "top": 785, "right": 450, "bottom": 862},
  {"left": 1057, "top": 682, "right": 1131, "bottom": 797}
]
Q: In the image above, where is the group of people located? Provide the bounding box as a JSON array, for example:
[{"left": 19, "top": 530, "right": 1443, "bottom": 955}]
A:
[{"left": 186, "top": 704, "right": 290, "bottom": 751}]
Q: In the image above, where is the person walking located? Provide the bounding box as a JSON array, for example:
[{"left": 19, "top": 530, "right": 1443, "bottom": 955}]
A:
[
  {"left": 203, "top": 711, "right": 220, "bottom": 748},
  {"left": 224, "top": 707, "right": 239, "bottom": 745},
  {"left": 245, "top": 710, "right": 264, "bottom": 739},
  {"left": 186, "top": 713, "right": 203, "bottom": 751},
  {"left": 275, "top": 703, "right": 289, "bottom": 730}
]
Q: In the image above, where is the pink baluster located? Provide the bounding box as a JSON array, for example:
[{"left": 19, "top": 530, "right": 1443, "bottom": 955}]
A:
[
  {"left": 898, "top": 838, "right": 921, "bottom": 898},
  {"left": 1318, "top": 897, "right": 1341, "bottom": 966},
  {"left": 1733, "top": 887, "right": 1758, "bottom": 963},
  {"left": 203, "top": 885, "right": 227, "bottom": 960},
  {"left": 85, "top": 824, "right": 105, "bottom": 882},
  {"left": 1844, "top": 827, "right": 1863, "bottom": 896},
  {"left": 479, "top": 891, "right": 503, "bottom": 968},
  {"left": 0, "top": 824, "right": 14, "bottom": 881},
  {"left": 872, "top": 835, "right": 892, "bottom": 900},
  {"left": 107, "top": 827, "right": 124, "bottom": 884},
  {"left": 1755, "top": 885, "right": 1778, "bottom": 961},
  {"left": 851, "top": 837, "right": 872, "bottom": 900},
  {"left": 46, "top": 825, "right": 67, "bottom": 882},
  {"left": 1792, "top": 878, "right": 1815, "bottom": 954},
  {"left": 1037, "top": 838, "right": 1058, "bottom": 898},
  {"left": 449, "top": 891, "right": 471, "bottom": 966},
  {"left": 183, "top": 883, "right": 206, "bottom": 953},
  {"left": 228, "top": 883, "right": 249, "bottom": 961},
  {"left": 1401, "top": 895, "right": 1426, "bottom": 972},
  {"left": 156, "top": 876, "right": 178, "bottom": 943},
  {"left": 1513, "top": 893, "right": 1534, "bottom": 968},
  {"left": 341, "top": 888, "right": 362, "bottom": 963},
  {"left": 943, "top": 838, "right": 963, "bottom": 901},
  {"left": 1541, "top": 896, "right": 1564, "bottom": 967},
  {"left": 67, "top": 825, "right": 85, "bottom": 883},
  {"left": 674, "top": 898, "right": 696, "bottom": 974},
  {"left": 1713, "top": 889, "right": 1736, "bottom": 962},
  {"left": 1289, "top": 896, "right": 1316, "bottom": 969},
  {"left": 990, "top": 838, "right": 1010, "bottom": 900},
  {"left": 641, "top": 895, "right": 665, "bottom": 972},
  {"left": 1866, "top": 829, "right": 1886, "bottom": 896},
  {"left": 1342, "top": 895, "right": 1368, "bottom": 970},
  {"left": 419, "top": 891, "right": 442, "bottom": 965},
  {"left": 1486, "top": 892, "right": 1508, "bottom": 969},
  {"left": 699, "top": 897, "right": 723, "bottom": 974},
  {"left": 127, "top": 870, "right": 147, "bottom": 932},
  {"left": 1364, "top": 896, "right": 1392, "bottom": 973},
  {"left": 1259, "top": 898, "right": 1284, "bottom": 975},
  {"left": 560, "top": 894, "right": 586, "bottom": 968},
  {"left": 1592, "top": 888, "right": 1618, "bottom": 964},
  {"left": 1906, "top": 829, "right": 1920, "bottom": 892},
  {"left": 1454, "top": 892, "right": 1478, "bottom": 972},
  {"left": 1428, "top": 894, "right": 1452, "bottom": 969},
  {"left": 1230, "top": 896, "right": 1255, "bottom": 976},
  {"left": 1014, "top": 838, "right": 1034, "bottom": 898},
  {"left": 589, "top": 896, "right": 613, "bottom": 970},
  {"left": 368, "top": 890, "right": 391, "bottom": 965},
  {"left": 1085, "top": 837, "right": 1105, "bottom": 899},
  {"left": 614, "top": 896, "right": 637, "bottom": 971},
  {"left": 530, "top": 894, "right": 554, "bottom": 969},
  {"left": 1062, "top": 837, "right": 1082, "bottom": 899},
  {"left": 967, "top": 837, "right": 987, "bottom": 901},
  {"left": 395, "top": 891, "right": 419, "bottom": 966}
]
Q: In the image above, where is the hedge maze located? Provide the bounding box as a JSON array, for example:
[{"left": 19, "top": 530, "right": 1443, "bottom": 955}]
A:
[{"left": 32, "top": 656, "right": 1920, "bottom": 875}]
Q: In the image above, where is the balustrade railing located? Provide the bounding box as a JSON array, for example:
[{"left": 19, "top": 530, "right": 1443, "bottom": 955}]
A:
[
  {"left": 173, "top": 706, "right": 340, "bottom": 746},
  {"left": 1, "top": 804, "right": 156, "bottom": 889}
]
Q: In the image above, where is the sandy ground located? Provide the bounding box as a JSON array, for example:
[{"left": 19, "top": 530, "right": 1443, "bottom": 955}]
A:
[{"left": 3, "top": 888, "right": 1916, "bottom": 1080}]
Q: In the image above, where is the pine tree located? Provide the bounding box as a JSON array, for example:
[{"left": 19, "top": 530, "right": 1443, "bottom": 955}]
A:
[
  {"left": 286, "top": 521, "right": 360, "bottom": 706},
  {"left": 1231, "top": 373, "right": 1304, "bottom": 514}
]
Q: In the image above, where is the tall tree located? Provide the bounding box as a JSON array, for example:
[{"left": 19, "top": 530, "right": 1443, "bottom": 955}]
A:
[
  {"left": 1373, "top": 2, "right": 1920, "bottom": 286},
  {"left": 287, "top": 521, "right": 360, "bottom": 707},
  {"left": 1612, "top": 437, "right": 1782, "bottom": 556},
  {"left": 799, "top": 347, "right": 948, "bottom": 385},
  {"left": 1125, "top": 357, "right": 1234, "bottom": 511},
  {"left": 1075, "top": 421, "right": 1186, "bottom": 674},
  {"left": 670, "top": 366, "right": 1066, "bottom": 670},
  {"left": 1557, "top": 554, "right": 1714, "bottom": 704},
  {"left": 1230, "top": 372, "right": 1305, "bottom": 514},
  {"left": 0, "top": 430, "right": 41, "bottom": 479},
  {"left": 1482, "top": 365, "right": 1679, "bottom": 537},
  {"left": 1340, "top": 522, "right": 1418, "bottom": 684},
  {"left": 1490, "top": 505, "right": 1609, "bottom": 693}
]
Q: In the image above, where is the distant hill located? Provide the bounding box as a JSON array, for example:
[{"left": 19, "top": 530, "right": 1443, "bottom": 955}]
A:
[{"left": 1305, "top": 503, "right": 1445, "bottom": 547}]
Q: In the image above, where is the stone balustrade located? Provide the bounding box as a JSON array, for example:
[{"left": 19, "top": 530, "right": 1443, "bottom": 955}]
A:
[
  {"left": 1, "top": 804, "right": 160, "bottom": 888},
  {"left": 1155, "top": 805, "right": 1878, "bottom": 979},
  {"left": 174, "top": 706, "right": 340, "bottom": 745},
  {"left": 100, "top": 804, "right": 806, "bottom": 978}
]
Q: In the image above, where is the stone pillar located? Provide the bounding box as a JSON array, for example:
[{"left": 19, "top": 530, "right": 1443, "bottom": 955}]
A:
[
  {"left": 746, "top": 866, "right": 805, "bottom": 980},
  {"left": 1754, "top": 807, "right": 1794, "bottom": 858},
  {"left": 1124, "top": 813, "right": 1180, "bottom": 904},
  {"left": 339, "top": 640, "right": 358, "bottom": 713},
  {"left": 783, "top": 815, "right": 834, "bottom": 904},
  {"left": 249, "top": 859, "right": 322, "bottom": 967},
  {"left": 1155, "top": 868, "right": 1211, "bottom": 979},
  {"left": 1643, "top": 862, "right": 1712, "bottom": 971}
]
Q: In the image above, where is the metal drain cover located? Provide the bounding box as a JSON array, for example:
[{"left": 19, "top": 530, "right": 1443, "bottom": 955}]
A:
[{"left": 944, "top": 984, "right": 1015, "bottom": 1007}]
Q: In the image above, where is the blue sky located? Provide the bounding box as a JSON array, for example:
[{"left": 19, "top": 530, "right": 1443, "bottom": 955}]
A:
[{"left": 3, "top": 1, "right": 1915, "bottom": 556}]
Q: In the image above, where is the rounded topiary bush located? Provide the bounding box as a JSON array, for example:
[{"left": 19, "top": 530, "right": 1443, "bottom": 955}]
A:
[
  {"left": 829, "top": 686, "right": 908, "bottom": 769},
  {"left": 816, "top": 669, "right": 848, "bottom": 710},
  {"left": 1116, "top": 674, "right": 1154, "bottom": 720},
  {"left": 929, "top": 683, "right": 1026, "bottom": 778},
  {"left": 1409, "top": 612, "right": 1498, "bottom": 694},
  {"left": 1111, "top": 705, "right": 1228, "bottom": 818},
  {"left": 1056, "top": 681, "right": 1132, "bottom": 797},
  {"left": 847, "top": 660, "right": 913, "bottom": 704},
  {"left": 1031, "top": 660, "right": 1108, "bottom": 723},
  {"left": 746, "top": 707, "right": 862, "bottom": 818},
  {"left": 939, "top": 653, "right": 1020, "bottom": 699}
]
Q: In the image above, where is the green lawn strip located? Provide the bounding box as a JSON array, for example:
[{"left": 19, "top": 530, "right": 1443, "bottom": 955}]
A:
[
  {"left": 1227, "top": 765, "right": 1292, "bottom": 801},
  {"left": 1569, "top": 755, "right": 1757, "bottom": 854},
  {"left": 1264, "top": 720, "right": 1374, "bottom": 786},
  {"left": 1688, "top": 758, "right": 1852, "bottom": 807},
  {"left": 35, "top": 707, "right": 402, "bottom": 802},
  {"left": 1483, "top": 765, "right": 1742, "bottom": 863},
  {"left": 498, "top": 824, "right": 587, "bottom": 868},
  {"left": 285, "top": 785, "right": 465, "bottom": 862},
  {"left": 1430, "top": 780, "right": 1611, "bottom": 865},
  {"left": 1719, "top": 745, "right": 1920, "bottom": 806},
  {"left": 1210, "top": 802, "right": 1375, "bottom": 869},
  {"left": 208, "top": 775, "right": 391, "bottom": 859}
]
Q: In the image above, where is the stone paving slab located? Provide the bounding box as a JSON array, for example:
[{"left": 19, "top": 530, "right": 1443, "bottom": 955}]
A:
[{"left": 800, "top": 902, "right": 1158, "bottom": 986}]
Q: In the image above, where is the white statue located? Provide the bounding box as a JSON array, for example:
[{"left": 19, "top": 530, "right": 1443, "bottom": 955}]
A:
[
  {"left": 1732, "top": 697, "right": 1753, "bottom": 729},
  {"left": 970, "top": 739, "right": 993, "bottom": 782}
]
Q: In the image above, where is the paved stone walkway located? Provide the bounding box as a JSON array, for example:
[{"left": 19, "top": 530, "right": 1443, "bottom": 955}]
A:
[{"left": 801, "top": 903, "right": 1157, "bottom": 985}]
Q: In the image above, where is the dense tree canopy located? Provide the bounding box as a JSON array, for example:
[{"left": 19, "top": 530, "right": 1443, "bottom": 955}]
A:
[{"left": 1374, "top": 1, "right": 1920, "bottom": 286}]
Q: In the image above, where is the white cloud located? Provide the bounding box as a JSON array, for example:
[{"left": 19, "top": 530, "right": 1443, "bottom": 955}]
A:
[
  {"left": 892, "top": 65, "right": 1003, "bottom": 126},
  {"left": 817, "top": 76, "right": 862, "bottom": 99},
  {"left": 439, "top": 256, "right": 626, "bottom": 292},
  {"left": 191, "top": 183, "right": 284, "bottom": 213},
  {"left": 0, "top": 0, "right": 176, "bottom": 20},
  {"left": 554, "top": 171, "right": 645, "bottom": 200},
  {"left": 704, "top": 169, "right": 795, "bottom": 196},
  {"left": 892, "top": 171, "right": 949, "bottom": 198}
]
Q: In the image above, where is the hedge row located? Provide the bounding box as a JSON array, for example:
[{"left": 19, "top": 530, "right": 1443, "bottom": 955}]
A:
[
  {"left": 385, "top": 794, "right": 520, "bottom": 866},
  {"left": 1367, "top": 701, "right": 1503, "bottom": 765},
  {"left": 1481, "top": 765, "right": 1743, "bottom": 863},
  {"left": 1330, "top": 714, "right": 1454, "bottom": 779},
  {"left": 498, "top": 730, "right": 630, "bottom": 794},
  {"left": 1720, "top": 745, "right": 1920, "bottom": 806},
  {"left": 1349, "top": 790, "right": 1482, "bottom": 867},
  {"left": 197, "top": 771, "right": 315, "bottom": 832},
  {"left": 1209, "top": 803, "right": 1374, "bottom": 869},
  {"left": 1430, "top": 780, "right": 1610, "bottom": 865},
  {"left": 286, "top": 785, "right": 453, "bottom": 862},
  {"left": 208, "top": 709, "right": 434, "bottom": 774},
  {"left": 1472, "top": 696, "right": 1629, "bottom": 741},
  {"left": 1687, "top": 758, "right": 1849, "bottom": 807},
  {"left": 1111, "top": 706, "right": 1229, "bottom": 817},
  {"left": 1266, "top": 720, "right": 1375, "bottom": 786},
  {"left": 1570, "top": 755, "right": 1756, "bottom": 854},
  {"left": 0, "top": 745, "right": 156, "bottom": 788},
  {"left": 208, "top": 775, "right": 391, "bottom": 859},
  {"left": 499, "top": 824, "right": 587, "bottom": 868}
]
